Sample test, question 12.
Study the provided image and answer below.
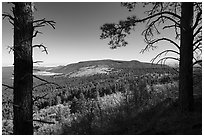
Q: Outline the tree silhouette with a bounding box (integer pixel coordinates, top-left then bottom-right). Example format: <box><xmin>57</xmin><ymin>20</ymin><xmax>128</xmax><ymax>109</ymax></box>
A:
<box><xmin>3</xmin><ymin>2</ymin><xmax>55</xmax><ymax>134</ymax></box>
<box><xmin>100</xmin><ymin>2</ymin><xmax>202</xmax><ymax>112</ymax></box>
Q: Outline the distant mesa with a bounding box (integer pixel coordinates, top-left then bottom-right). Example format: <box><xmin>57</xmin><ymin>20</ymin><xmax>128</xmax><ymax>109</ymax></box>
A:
<box><xmin>48</xmin><ymin>59</ymin><xmax>170</xmax><ymax>78</ymax></box>
<box><xmin>2</xmin><ymin>59</ymin><xmax>172</xmax><ymax>79</ymax></box>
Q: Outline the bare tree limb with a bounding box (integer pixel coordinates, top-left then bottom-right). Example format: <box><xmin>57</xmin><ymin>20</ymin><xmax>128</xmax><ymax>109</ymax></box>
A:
<box><xmin>193</xmin><ymin>42</ymin><xmax>202</xmax><ymax>52</ymax></box>
<box><xmin>33</xmin><ymin>61</ymin><xmax>43</xmax><ymax>64</ymax></box>
<box><xmin>151</xmin><ymin>49</ymin><xmax>179</xmax><ymax>63</ymax></box>
<box><xmin>142</xmin><ymin>15</ymin><xmax>180</xmax><ymax>42</ymax></box>
<box><xmin>33</xmin><ymin>75</ymin><xmax>62</xmax><ymax>88</ymax></box>
<box><xmin>137</xmin><ymin>11</ymin><xmax>181</xmax><ymax>21</ymax></box>
<box><xmin>163</xmin><ymin>24</ymin><xmax>177</xmax><ymax>30</ymax></box>
<box><xmin>33</xmin><ymin>93</ymin><xmax>49</xmax><ymax>102</ymax></box>
<box><xmin>33</xmin><ymin>18</ymin><xmax>46</xmax><ymax>23</ymax></box>
<box><xmin>160</xmin><ymin>15</ymin><xmax>180</xmax><ymax>27</ymax></box>
<box><xmin>28</xmin><ymin>119</ymin><xmax>55</xmax><ymax>124</ymax></box>
<box><xmin>33</xmin><ymin>18</ymin><xmax>56</xmax><ymax>29</ymax></box>
<box><xmin>33</xmin><ymin>30</ymin><xmax>43</xmax><ymax>38</ymax></box>
<box><xmin>194</xmin><ymin>2</ymin><xmax>202</xmax><ymax>10</ymax></box>
<box><xmin>33</xmin><ymin>82</ymin><xmax>53</xmax><ymax>90</ymax></box>
<box><xmin>193</xmin><ymin>11</ymin><xmax>202</xmax><ymax>30</ymax></box>
<box><xmin>193</xmin><ymin>26</ymin><xmax>202</xmax><ymax>38</ymax></box>
<box><xmin>193</xmin><ymin>59</ymin><xmax>202</xmax><ymax>66</ymax></box>
<box><xmin>3</xmin><ymin>13</ymin><xmax>15</xmax><ymax>28</ymax></box>
<box><xmin>163</xmin><ymin>24</ymin><xmax>180</xmax><ymax>39</ymax></box>
<box><xmin>2</xmin><ymin>12</ymin><xmax>14</xmax><ymax>21</ymax></box>
<box><xmin>2</xmin><ymin>83</ymin><xmax>14</xmax><ymax>90</ymax></box>
<box><xmin>2</xmin><ymin>100</ymin><xmax>22</xmax><ymax>109</ymax></box>
<box><xmin>141</xmin><ymin>37</ymin><xmax>180</xmax><ymax>53</ymax></box>
<box><xmin>193</xmin><ymin>38</ymin><xmax>202</xmax><ymax>47</ymax></box>
<box><xmin>33</xmin><ymin>44</ymin><xmax>48</xmax><ymax>54</ymax></box>
<box><xmin>156</xmin><ymin>56</ymin><xmax>179</xmax><ymax>65</ymax></box>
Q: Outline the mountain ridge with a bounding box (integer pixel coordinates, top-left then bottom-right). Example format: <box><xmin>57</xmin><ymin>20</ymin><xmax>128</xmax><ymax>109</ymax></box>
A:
<box><xmin>49</xmin><ymin>59</ymin><xmax>172</xmax><ymax>77</ymax></box>
<box><xmin>2</xmin><ymin>59</ymin><xmax>173</xmax><ymax>79</ymax></box>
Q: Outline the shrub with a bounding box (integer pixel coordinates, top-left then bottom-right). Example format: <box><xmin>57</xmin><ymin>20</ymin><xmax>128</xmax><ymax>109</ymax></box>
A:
<box><xmin>2</xmin><ymin>120</ymin><xmax>13</xmax><ymax>135</ymax></box>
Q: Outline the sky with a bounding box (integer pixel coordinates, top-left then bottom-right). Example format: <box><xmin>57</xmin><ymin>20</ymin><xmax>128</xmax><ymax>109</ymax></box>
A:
<box><xmin>2</xmin><ymin>2</ymin><xmax>179</xmax><ymax>67</ymax></box>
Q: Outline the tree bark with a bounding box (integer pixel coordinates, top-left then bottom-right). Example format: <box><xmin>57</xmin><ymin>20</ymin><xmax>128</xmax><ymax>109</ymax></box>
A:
<box><xmin>179</xmin><ymin>2</ymin><xmax>194</xmax><ymax>112</ymax></box>
<box><xmin>13</xmin><ymin>2</ymin><xmax>34</xmax><ymax>134</ymax></box>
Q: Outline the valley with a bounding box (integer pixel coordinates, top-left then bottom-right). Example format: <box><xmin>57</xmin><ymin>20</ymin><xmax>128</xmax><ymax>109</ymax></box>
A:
<box><xmin>2</xmin><ymin>59</ymin><xmax>201</xmax><ymax>135</ymax></box>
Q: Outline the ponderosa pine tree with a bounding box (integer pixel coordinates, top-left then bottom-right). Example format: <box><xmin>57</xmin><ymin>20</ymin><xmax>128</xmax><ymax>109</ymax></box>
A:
<box><xmin>100</xmin><ymin>2</ymin><xmax>202</xmax><ymax>112</ymax></box>
<box><xmin>3</xmin><ymin>2</ymin><xmax>56</xmax><ymax>134</ymax></box>
<box><xmin>12</xmin><ymin>3</ymin><xmax>34</xmax><ymax>134</ymax></box>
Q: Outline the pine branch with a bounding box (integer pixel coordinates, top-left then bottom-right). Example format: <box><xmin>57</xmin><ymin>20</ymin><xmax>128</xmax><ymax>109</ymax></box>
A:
<box><xmin>33</xmin><ymin>18</ymin><xmax>56</xmax><ymax>29</ymax></box>
<box><xmin>193</xmin><ymin>60</ymin><xmax>202</xmax><ymax>66</ymax></box>
<box><xmin>33</xmin><ymin>93</ymin><xmax>49</xmax><ymax>102</ymax></box>
<box><xmin>33</xmin><ymin>44</ymin><xmax>48</xmax><ymax>54</ymax></box>
<box><xmin>2</xmin><ymin>83</ymin><xmax>14</xmax><ymax>90</ymax></box>
<box><xmin>193</xmin><ymin>42</ymin><xmax>202</xmax><ymax>52</ymax></box>
<box><xmin>141</xmin><ymin>37</ymin><xmax>180</xmax><ymax>53</ymax></box>
<box><xmin>193</xmin><ymin>11</ymin><xmax>202</xmax><ymax>30</ymax></box>
<box><xmin>33</xmin><ymin>75</ymin><xmax>62</xmax><ymax>88</ymax></box>
<box><xmin>2</xmin><ymin>12</ymin><xmax>14</xmax><ymax>21</ymax></box>
<box><xmin>193</xmin><ymin>38</ymin><xmax>202</xmax><ymax>47</ymax></box>
<box><xmin>193</xmin><ymin>26</ymin><xmax>202</xmax><ymax>38</ymax></box>
<box><xmin>33</xmin><ymin>30</ymin><xmax>43</xmax><ymax>38</ymax></box>
<box><xmin>33</xmin><ymin>82</ymin><xmax>54</xmax><ymax>90</ymax></box>
<box><xmin>136</xmin><ymin>11</ymin><xmax>181</xmax><ymax>23</ymax></box>
<box><xmin>2</xmin><ymin>100</ymin><xmax>21</xmax><ymax>109</ymax></box>
<box><xmin>163</xmin><ymin>24</ymin><xmax>181</xmax><ymax>39</ymax></box>
<box><xmin>33</xmin><ymin>61</ymin><xmax>43</xmax><ymax>64</ymax></box>
<box><xmin>156</xmin><ymin>56</ymin><xmax>179</xmax><ymax>65</ymax></box>
<box><xmin>28</xmin><ymin>119</ymin><xmax>55</xmax><ymax>124</ymax></box>
<box><xmin>150</xmin><ymin>49</ymin><xmax>179</xmax><ymax>63</ymax></box>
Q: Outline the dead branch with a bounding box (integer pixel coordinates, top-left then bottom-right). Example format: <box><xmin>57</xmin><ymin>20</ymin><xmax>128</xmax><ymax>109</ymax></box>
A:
<box><xmin>33</xmin><ymin>93</ymin><xmax>49</xmax><ymax>102</ymax></box>
<box><xmin>33</xmin><ymin>18</ymin><xmax>56</xmax><ymax>29</ymax></box>
<box><xmin>2</xmin><ymin>83</ymin><xmax>14</xmax><ymax>90</ymax></box>
<box><xmin>33</xmin><ymin>82</ymin><xmax>54</xmax><ymax>90</ymax></box>
<box><xmin>142</xmin><ymin>15</ymin><xmax>163</xmax><ymax>40</ymax></box>
<box><xmin>33</xmin><ymin>61</ymin><xmax>43</xmax><ymax>64</ymax></box>
<box><xmin>156</xmin><ymin>56</ymin><xmax>179</xmax><ymax>65</ymax></box>
<box><xmin>2</xmin><ymin>12</ymin><xmax>17</xmax><ymax>28</ymax></box>
<box><xmin>160</xmin><ymin>15</ymin><xmax>180</xmax><ymax>27</ymax></box>
<box><xmin>193</xmin><ymin>38</ymin><xmax>202</xmax><ymax>47</ymax></box>
<box><xmin>33</xmin><ymin>30</ymin><xmax>43</xmax><ymax>38</ymax></box>
<box><xmin>194</xmin><ymin>2</ymin><xmax>202</xmax><ymax>12</ymax></box>
<box><xmin>33</xmin><ymin>44</ymin><xmax>48</xmax><ymax>54</ymax></box>
<box><xmin>33</xmin><ymin>18</ymin><xmax>46</xmax><ymax>23</ymax></box>
<box><xmin>163</xmin><ymin>24</ymin><xmax>177</xmax><ymax>30</ymax></box>
<box><xmin>138</xmin><ymin>11</ymin><xmax>181</xmax><ymax>22</ymax></box>
<box><xmin>28</xmin><ymin>119</ymin><xmax>55</xmax><ymax>124</ymax></box>
<box><xmin>193</xmin><ymin>11</ymin><xmax>202</xmax><ymax>30</ymax></box>
<box><xmin>2</xmin><ymin>100</ymin><xmax>22</xmax><ymax>109</ymax></box>
<box><xmin>163</xmin><ymin>24</ymin><xmax>180</xmax><ymax>39</ymax></box>
<box><xmin>193</xmin><ymin>60</ymin><xmax>202</xmax><ymax>66</ymax></box>
<box><xmin>151</xmin><ymin>49</ymin><xmax>179</xmax><ymax>63</ymax></box>
<box><xmin>193</xmin><ymin>42</ymin><xmax>202</xmax><ymax>52</ymax></box>
<box><xmin>141</xmin><ymin>37</ymin><xmax>180</xmax><ymax>53</ymax></box>
<box><xmin>33</xmin><ymin>75</ymin><xmax>62</xmax><ymax>88</ymax></box>
<box><xmin>2</xmin><ymin>12</ymin><xmax>14</xmax><ymax>21</ymax></box>
<box><xmin>193</xmin><ymin>26</ymin><xmax>202</xmax><ymax>38</ymax></box>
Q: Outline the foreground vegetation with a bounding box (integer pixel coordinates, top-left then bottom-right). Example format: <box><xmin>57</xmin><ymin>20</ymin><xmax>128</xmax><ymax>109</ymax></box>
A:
<box><xmin>2</xmin><ymin>67</ymin><xmax>201</xmax><ymax>135</ymax></box>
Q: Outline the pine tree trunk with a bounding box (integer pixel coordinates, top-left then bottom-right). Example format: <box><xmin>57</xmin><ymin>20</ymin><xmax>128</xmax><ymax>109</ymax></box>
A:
<box><xmin>13</xmin><ymin>2</ymin><xmax>34</xmax><ymax>134</ymax></box>
<box><xmin>179</xmin><ymin>2</ymin><xmax>194</xmax><ymax>112</ymax></box>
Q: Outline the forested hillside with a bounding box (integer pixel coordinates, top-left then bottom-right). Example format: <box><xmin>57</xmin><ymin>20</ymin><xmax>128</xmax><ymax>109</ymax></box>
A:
<box><xmin>3</xmin><ymin>59</ymin><xmax>201</xmax><ymax>135</ymax></box>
